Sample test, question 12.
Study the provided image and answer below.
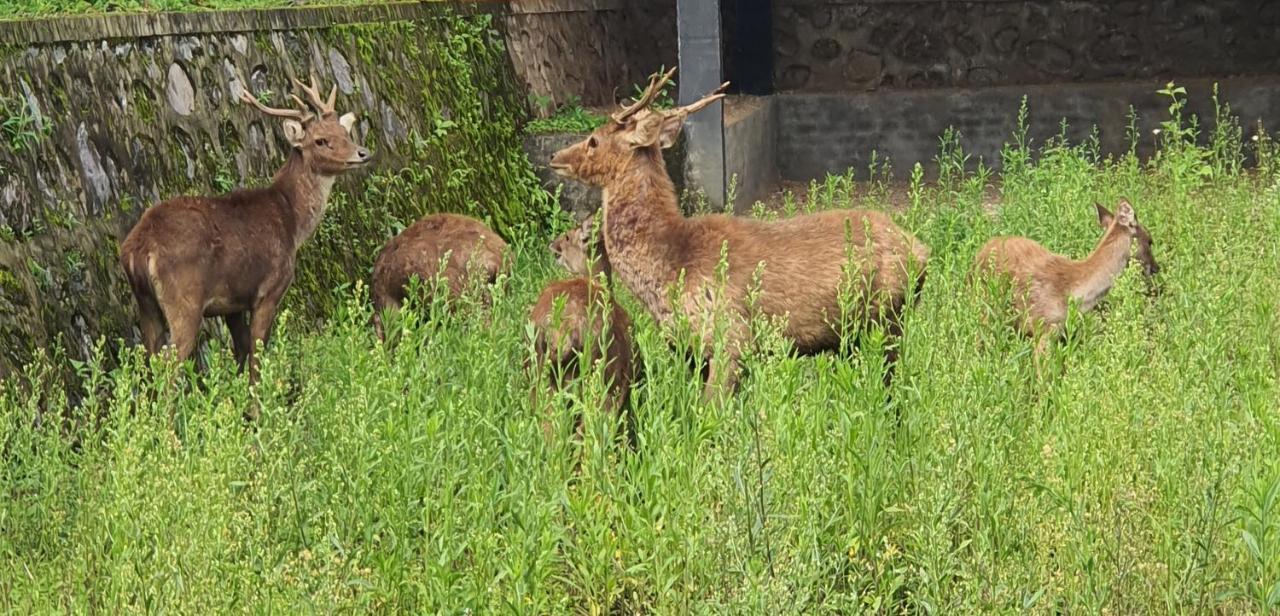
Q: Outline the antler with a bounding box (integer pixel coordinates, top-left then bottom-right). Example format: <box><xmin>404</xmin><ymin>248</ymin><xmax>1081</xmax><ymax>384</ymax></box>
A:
<box><xmin>673</xmin><ymin>81</ymin><xmax>730</xmax><ymax>116</ymax></box>
<box><xmin>292</xmin><ymin>74</ymin><xmax>337</xmax><ymax>117</ymax></box>
<box><xmin>612</xmin><ymin>66</ymin><xmax>678</xmax><ymax>123</ymax></box>
<box><xmin>238</xmin><ymin>89</ymin><xmax>313</xmax><ymax>123</ymax></box>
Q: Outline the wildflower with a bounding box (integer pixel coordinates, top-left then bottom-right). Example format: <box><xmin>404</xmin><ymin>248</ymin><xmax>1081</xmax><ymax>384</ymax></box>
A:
<box><xmin>1153</xmin><ymin>129</ymin><xmax>1162</xmax><ymax>136</ymax></box>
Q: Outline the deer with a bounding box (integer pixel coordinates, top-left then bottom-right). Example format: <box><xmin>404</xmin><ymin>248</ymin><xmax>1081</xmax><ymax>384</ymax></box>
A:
<box><xmin>529</xmin><ymin>215</ymin><xmax>637</xmax><ymax>440</ymax></box>
<box><xmin>119</xmin><ymin>75</ymin><xmax>370</xmax><ymax>381</ymax></box>
<box><xmin>971</xmin><ymin>198</ymin><xmax>1160</xmax><ymax>370</ymax></box>
<box><xmin>548</xmin><ymin>67</ymin><xmax>930</xmax><ymax>402</ymax></box>
<box><xmin>370</xmin><ymin>213</ymin><xmax>511</xmax><ymax>340</ymax></box>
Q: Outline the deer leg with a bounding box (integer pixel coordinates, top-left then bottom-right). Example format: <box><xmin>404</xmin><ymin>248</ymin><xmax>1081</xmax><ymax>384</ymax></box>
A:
<box><xmin>246</xmin><ymin>294</ymin><xmax>284</xmax><ymax>384</ymax></box>
<box><xmin>134</xmin><ymin>293</ymin><xmax>167</xmax><ymax>355</ymax></box>
<box><xmin>224</xmin><ymin>312</ymin><xmax>252</xmax><ymax>372</ymax></box>
<box><xmin>163</xmin><ymin>303</ymin><xmax>203</xmax><ymax>364</ymax></box>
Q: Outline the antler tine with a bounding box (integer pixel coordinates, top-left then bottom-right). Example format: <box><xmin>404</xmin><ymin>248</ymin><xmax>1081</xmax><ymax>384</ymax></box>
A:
<box><xmin>612</xmin><ymin>66</ymin><xmax>678</xmax><ymax>123</ymax></box>
<box><xmin>239</xmin><ymin>89</ymin><xmax>313</xmax><ymax>122</ymax></box>
<box><xmin>674</xmin><ymin>81</ymin><xmax>730</xmax><ymax>116</ymax></box>
<box><xmin>325</xmin><ymin>85</ymin><xmax>337</xmax><ymax>114</ymax></box>
<box><xmin>292</xmin><ymin>74</ymin><xmax>335</xmax><ymax>116</ymax></box>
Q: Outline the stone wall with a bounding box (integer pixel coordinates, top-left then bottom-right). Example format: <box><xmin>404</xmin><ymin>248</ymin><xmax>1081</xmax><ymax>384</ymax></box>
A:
<box><xmin>504</xmin><ymin>0</ymin><xmax>677</xmax><ymax>114</ymax></box>
<box><xmin>776</xmin><ymin>76</ymin><xmax>1280</xmax><ymax>181</ymax></box>
<box><xmin>774</xmin><ymin>0</ymin><xmax>1280</xmax><ymax>92</ymax></box>
<box><xmin>0</xmin><ymin>4</ymin><xmax>549</xmax><ymax>378</ymax></box>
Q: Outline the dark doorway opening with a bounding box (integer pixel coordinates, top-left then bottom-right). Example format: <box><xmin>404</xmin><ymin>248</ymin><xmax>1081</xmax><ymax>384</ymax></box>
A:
<box><xmin>722</xmin><ymin>0</ymin><xmax>773</xmax><ymax>94</ymax></box>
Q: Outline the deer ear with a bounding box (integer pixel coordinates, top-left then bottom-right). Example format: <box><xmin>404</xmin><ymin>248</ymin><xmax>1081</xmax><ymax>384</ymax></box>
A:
<box><xmin>339</xmin><ymin>112</ymin><xmax>356</xmax><ymax>133</ymax></box>
<box><xmin>625</xmin><ymin>114</ymin><xmax>664</xmax><ymax>149</ymax></box>
<box><xmin>283</xmin><ymin>120</ymin><xmax>306</xmax><ymax>147</ymax></box>
<box><xmin>1094</xmin><ymin>202</ymin><xmax>1114</xmax><ymax>228</ymax></box>
<box><xmin>656</xmin><ymin>114</ymin><xmax>685</xmax><ymax>149</ymax></box>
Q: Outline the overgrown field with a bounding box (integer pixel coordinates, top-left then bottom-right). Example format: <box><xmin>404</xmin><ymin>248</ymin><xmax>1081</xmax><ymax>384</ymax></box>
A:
<box><xmin>3</xmin><ymin>101</ymin><xmax>1280</xmax><ymax>612</ymax></box>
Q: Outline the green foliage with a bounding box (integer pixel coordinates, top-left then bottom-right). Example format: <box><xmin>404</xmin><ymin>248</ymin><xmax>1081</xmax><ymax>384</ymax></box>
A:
<box><xmin>0</xmin><ymin>95</ymin><xmax>48</xmax><ymax>153</ymax></box>
<box><xmin>4</xmin><ymin>94</ymin><xmax>1280</xmax><ymax>612</ymax></box>
<box><xmin>525</xmin><ymin>96</ymin><xmax>607</xmax><ymax>135</ymax></box>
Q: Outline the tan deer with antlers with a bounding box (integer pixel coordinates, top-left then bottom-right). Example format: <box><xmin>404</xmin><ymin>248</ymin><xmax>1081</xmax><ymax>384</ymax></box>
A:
<box><xmin>119</xmin><ymin>75</ymin><xmax>370</xmax><ymax>380</ymax></box>
<box><xmin>972</xmin><ymin>198</ymin><xmax>1160</xmax><ymax>367</ymax></box>
<box><xmin>549</xmin><ymin>68</ymin><xmax>929</xmax><ymax>401</ymax></box>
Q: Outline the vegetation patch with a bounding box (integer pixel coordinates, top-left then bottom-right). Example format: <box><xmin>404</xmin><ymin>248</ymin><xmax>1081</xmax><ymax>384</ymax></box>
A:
<box><xmin>2</xmin><ymin>91</ymin><xmax>1279</xmax><ymax>612</ymax></box>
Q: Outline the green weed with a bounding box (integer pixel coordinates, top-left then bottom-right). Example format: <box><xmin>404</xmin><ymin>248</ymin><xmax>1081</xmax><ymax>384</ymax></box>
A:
<box><xmin>2</xmin><ymin>90</ymin><xmax>1279</xmax><ymax>614</ymax></box>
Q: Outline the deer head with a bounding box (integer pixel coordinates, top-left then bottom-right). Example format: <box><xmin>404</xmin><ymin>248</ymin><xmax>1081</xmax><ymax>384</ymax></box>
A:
<box><xmin>549</xmin><ymin>214</ymin><xmax>609</xmax><ymax>278</ymax></box>
<box><xmin>1095</xmin><ymin>199</ymin><xmax>1160</xmax><ymax>276</ymax></box>
<box><xmin>240</xmin><ymin>75</ymin><xmax>371</xmax><ymax>176</ymax></box>
<box><xmin>549</xmin><ymin>67</ymin><xmax>729</xmax><ymax>186</ymax></box>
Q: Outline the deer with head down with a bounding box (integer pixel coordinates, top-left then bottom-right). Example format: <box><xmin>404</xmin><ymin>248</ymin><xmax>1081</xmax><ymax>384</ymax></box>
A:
<box><xmin>971</xmin><ymin>198</ymin><xmax>1160</xmax><ymax>364</ymax></box>
<box><xmin>548</xmin><ymin>68</ymin><xmax>930</xmax><ymax>401</ymax></box>
<box><xmin>370</xmin><ymin>213</ymin><xmax>510</xmax><ymax>340</ymax></box>
<box><xmin>119</xmin><ymin>75</ymin><xmax>370</xmax><ymax>379</ymax></box>
<box><xmin>529</xmin><ymin>215</ymin><xmax>637</xmax><ymax>440</ymax></box>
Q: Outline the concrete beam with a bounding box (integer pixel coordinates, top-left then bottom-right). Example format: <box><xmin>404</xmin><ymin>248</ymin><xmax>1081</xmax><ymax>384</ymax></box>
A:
<box><xmin>677</xmin><ymin>0</ymin><xmax>726</xmax><ymax>210</ymax></box>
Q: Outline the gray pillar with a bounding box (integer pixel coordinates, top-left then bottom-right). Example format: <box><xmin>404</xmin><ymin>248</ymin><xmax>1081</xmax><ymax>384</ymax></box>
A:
<box><xmin>677</xmin><ymin>0</ymin><xmax>725</xmax><ymax>210</ymax></box>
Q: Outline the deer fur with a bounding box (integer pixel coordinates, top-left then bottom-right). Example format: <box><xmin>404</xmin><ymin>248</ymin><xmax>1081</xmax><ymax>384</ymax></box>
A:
<box><xmin>549</xmin><ymin>68</ymin><xmax>929</xmax><ymax>401</ymax></box>
<box><xmin>119</xmin><ymin>76</ymin><xmax>369</xmax><ymax>380</ymax></box>
<box><xmin>972</xmin><ymin>198</ymin><xmax>1160</xmax><ymax>357</ymax></box>
<box><xmin>530</xmin><ymin>216</ymin><xmax>637</xmax><ymax>439</ymax></box>
<box><xmin>370</xmin><ymin>213</ymin><xmax>510</xmax><ymax>340</ymax></box>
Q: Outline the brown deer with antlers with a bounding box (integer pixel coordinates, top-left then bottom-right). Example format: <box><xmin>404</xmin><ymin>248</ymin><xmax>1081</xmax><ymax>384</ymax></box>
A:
<box><xmin>119</xmin><ymin>76</ymin><xmax>370</xmax><ymax>380</ymax></box>
<box><xmin>370</xmin><ymin>213</ymin><xmax>511</xmax><ymax>340</ymax></box>
<box><xmin>529</xmin><ymin>215</ymin><xmax>637</xmax><ymax>438</ymax></box>
<box><xmin>972</xmin><ymin>198</ymin><xmax>1160</xmax><ymax>366</ymax></box>
<box><xmin>548</xmin><ymin>68</ymin><xmax>929</xmax><ymax>401</ymax></box>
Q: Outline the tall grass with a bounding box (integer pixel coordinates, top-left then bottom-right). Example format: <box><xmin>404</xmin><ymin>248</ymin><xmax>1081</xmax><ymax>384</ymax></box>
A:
<box><xmin>2</xmin><ymin>102</ymin><xmax>1280</xmax><ymax>613</ymax></box>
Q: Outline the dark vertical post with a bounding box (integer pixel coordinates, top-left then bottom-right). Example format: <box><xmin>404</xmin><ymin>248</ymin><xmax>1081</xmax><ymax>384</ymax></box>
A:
<box><xmin>678</xmin><ymin>0</ymin><xmax>726</xmax><ymax>209</ymax></box>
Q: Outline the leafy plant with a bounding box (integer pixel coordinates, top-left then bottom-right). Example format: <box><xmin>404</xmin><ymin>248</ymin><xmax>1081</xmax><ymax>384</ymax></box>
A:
<box><xmin>525</xmin><ymin>96</ymin><xmax>607</xmax><ymax>135</ymax></box>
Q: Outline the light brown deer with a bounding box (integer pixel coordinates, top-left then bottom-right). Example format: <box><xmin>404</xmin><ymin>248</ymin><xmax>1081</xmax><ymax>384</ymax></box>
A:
<box><xmin>548</xmin><ymin>68</ymin><xmax>929</xmax><ymax>401</ymax></box>
<box><xmin>120</xmin><ymin>76</ymin><xmax>370</xmax><ymax>380</ymax></box>
<box><xmin>529</xmin><ymin>215</ymin><xmax>637</xmax><ymax>440</ymax></box>
<box><xmin>370</xmin><ymin>213</ymin><xmax>510</xmax><ymax>340</ymax></box>
<box><xmin>972</xmin><ymin>198</ymin><xmax>1160</xmax><ymax>363</ymax></box>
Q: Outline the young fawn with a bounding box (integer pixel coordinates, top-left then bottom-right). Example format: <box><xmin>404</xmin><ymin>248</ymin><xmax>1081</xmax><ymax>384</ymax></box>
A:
<box><xmin>549</xmin><ymin>68</ymin><xmax>929</xmax><ymax>401</ymax></box>
<box><xmin>119</xmin><ymin>76</ymin><xmax>370</xmax><ymax>381</ymax></box>
<box><xmin>972</xmin><ymin>198</ymin><xmax>1160</xmax><ymax>365</ymax></box>
<box><xmin>370</xmin><ymin>213</ymin><xmax>510</xmax><ymax>340</ymax></box>
<box><xmin>529</xmin><ymin>216</ymin><xmax>637</xmax><ymax>440</ymax></box>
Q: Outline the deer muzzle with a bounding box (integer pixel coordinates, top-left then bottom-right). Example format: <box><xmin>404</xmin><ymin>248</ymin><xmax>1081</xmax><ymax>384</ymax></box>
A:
<box><xmin>347</xmin><ymin>148</ymin><xmax>373</xmax><ymax>167</ymax></box>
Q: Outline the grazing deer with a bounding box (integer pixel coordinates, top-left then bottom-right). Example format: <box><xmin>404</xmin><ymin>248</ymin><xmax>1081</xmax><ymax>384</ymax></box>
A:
<box><xmin>370</xmin><ymin>213</ymin><xmax>510</xmax><ymax>339</ymax></box>
<box><xmin>972</xmin><ymin>198</ymin><xmax>1160</xmax><ymax>363</ymax></box>
<box><xmin>548</xmin><ymin>68</ymin><xmax>929</xmax><ymax>401</ymax></box>
<box><xmin>530</xmin><ymin>216</ymin><xmax>637</xmax><ymax>440</ymax></box>
<box><xmin>119</xmin><ymin>76</ymin><xmax>370</xmax><ymax>380</ymax></box>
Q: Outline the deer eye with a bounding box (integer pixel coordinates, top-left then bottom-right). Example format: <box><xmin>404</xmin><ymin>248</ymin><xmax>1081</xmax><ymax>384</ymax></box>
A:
<box><xmin>587</xmin><ymin>136</ymin><xmax>598</xmax><ymax>149</ymax></box>
<box><xmin>315</xmin><ymin>138</ymin><xmax>329</xmax><ymax>147</ymax></box>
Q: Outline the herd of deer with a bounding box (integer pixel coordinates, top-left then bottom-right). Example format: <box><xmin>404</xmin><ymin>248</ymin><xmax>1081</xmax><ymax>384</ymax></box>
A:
<box><xmin>117</xmin><ymin>68</ymin><xmax>1162</xmax><ymax>428</ymax></box>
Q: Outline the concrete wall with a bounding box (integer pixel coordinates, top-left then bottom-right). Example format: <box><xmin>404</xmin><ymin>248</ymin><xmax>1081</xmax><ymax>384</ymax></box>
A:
<box><xmin>724</xmin><ymin>96</ymin><xmax>779</xmax><ymax>209</ymax></box>
<box><xmin>774</xmin><ymin>0</ymin><xmax>1280</xmax><ymax>92</ymax></box>
<box><xmin>776</xmin><ymin>77</ymin><xmax>1280</xmax><ymax>180</ymax></box>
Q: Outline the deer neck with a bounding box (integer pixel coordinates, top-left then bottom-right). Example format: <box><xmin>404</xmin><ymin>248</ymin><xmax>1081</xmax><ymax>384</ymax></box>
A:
<box><xmin>272</xmin><ymin>150</ymin><xmax>335</xmax><ymax>251</ymax></box>
<box><xmin>600</xmin><ymin>151</ymin><xmax>687</xmax><ymax>320</ymax></box>
<box><xmin>1066</xmin><ymin>225</ymin><xmax>1133</xmax><ymax>312</ymax></box>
